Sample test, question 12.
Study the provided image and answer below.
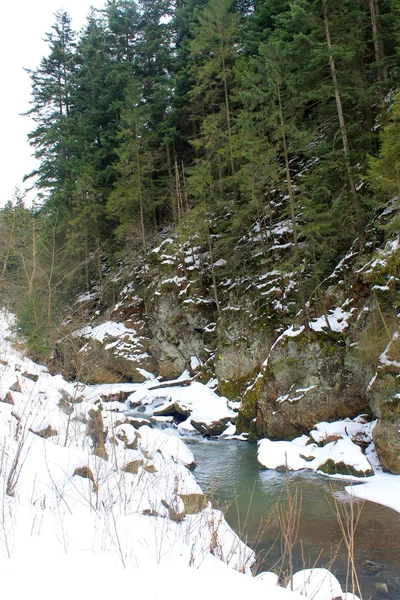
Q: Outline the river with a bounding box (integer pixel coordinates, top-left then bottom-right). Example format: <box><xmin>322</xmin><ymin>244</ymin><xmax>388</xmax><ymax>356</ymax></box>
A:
<box><xmin>189</xmin><ymin>437</ymin><xmax>400</xmax><ymax>600</ymax></box>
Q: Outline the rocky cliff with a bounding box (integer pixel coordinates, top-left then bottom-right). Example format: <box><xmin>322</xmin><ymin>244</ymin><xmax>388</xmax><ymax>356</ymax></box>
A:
<box><xmin>55</xmin><ymin>201</ymin><xmax>400</xmax><ymax>473</ymax></box>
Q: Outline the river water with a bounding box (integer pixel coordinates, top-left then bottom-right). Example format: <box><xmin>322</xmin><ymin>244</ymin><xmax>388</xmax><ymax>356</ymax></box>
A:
<box><xmin>190</xmin><ymin>438</ymin><xmax>400</xmax><ymax>600</ymax></box>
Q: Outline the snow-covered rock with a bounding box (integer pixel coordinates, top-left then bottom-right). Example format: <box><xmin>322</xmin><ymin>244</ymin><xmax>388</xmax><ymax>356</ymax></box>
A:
<box><xmin>258</xmin><ymin>417</ymin><xmax>374</xmax><ymax>478</ymax></box>
<box><xmin>288</xmin><ymin>568</ymin><xmax>343</xmax><ymax>600</ymax></box>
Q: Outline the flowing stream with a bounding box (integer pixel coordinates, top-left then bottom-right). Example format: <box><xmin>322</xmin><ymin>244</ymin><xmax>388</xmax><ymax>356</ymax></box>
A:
<box><xmin>189</xmin><ymin>438</ymin><xmax>400</xmax><ymax>600</ymax></box>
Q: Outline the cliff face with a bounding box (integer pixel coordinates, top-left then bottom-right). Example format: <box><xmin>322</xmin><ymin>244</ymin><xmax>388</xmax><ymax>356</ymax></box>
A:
<box><xmin>57</xmin><ymin>202</ymin><xmax>400</xmax><ymax>472</ymax></box>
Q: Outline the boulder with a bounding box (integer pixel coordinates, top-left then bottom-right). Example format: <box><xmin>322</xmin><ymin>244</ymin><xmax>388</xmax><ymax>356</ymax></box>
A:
<box><xmin>373</xmin><ymin>419</ymin><xmax>400</xmax><ymax>474</ymax></box>
<box><xmin>191</xmin><ymin>417</ymin><xmax>231</xmax><ymax>437</ymax></box>
<box><xmin>240</xmin><ymin>333</ymin><xmax>370</xmax><ymax>440</ymax></box>
<box><xmin>367</xmin><ymin>342</ymin><xmax>400</xmax><ymax>474</ymax></box>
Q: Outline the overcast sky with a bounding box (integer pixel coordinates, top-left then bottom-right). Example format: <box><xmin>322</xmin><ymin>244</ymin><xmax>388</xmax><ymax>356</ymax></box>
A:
<box><xmin>0</xmin><ymin>1</ymin><xmax>107</xmax><ymax>207</ymax></box>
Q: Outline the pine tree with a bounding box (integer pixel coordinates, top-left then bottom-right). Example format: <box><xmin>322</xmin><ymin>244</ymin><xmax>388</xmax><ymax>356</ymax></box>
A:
<box><xmin>188</xmin><ymin>0</ymin><xmax>239</xmax><ymax>194</ymax></box>
<box><xmin>107</xmin><ymin>81</ymin><xmax>157</xmax><ymax>252</ymax></box>
<box><xmin>24</xmin><ymin>11</ymin><xmax>76</xmax><ymax>205</ymax></box>
<box><xmin>367</xmin><ymin>90</ymin><xmax>400</xmax><ymax>232</ymax></box>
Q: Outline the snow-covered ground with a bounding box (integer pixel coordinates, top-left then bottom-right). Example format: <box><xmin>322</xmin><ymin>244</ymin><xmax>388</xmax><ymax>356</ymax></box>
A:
<box><xmin>0</xmin><ymin>308</ymin><xmax>345</xmax><ymax>600</ymax></box>
<box><xmin>1</xmin><ymin>307</ymin><xmax>399</xmax><ymax>600</ymax></box>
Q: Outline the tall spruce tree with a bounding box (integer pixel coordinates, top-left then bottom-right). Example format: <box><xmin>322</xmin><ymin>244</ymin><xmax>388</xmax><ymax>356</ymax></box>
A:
<box><xmin>24</xmin><ymin>11</ymin><xmax>76</xmax><ymax>207</ymax></box>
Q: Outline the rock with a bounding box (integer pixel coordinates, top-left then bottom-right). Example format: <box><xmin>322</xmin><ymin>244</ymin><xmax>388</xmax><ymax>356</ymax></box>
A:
<box><xmin>122</xmin><ymin>460</ymin><xmax>144</xmax><ymax>474</ymax></box>
<box><xmin>87</xmin><ymin>408</ymin><xmax>108</xmax><ymax>460</ymax></box>
<box><xmin>126</xmin><ymin>417</ymin><xmax>152</xmax><ymax>429</ymax></box>
<box><xmin>22</xmin><ymin>372</ymin><xmax>39</xmax><ymax>382</ymax></box>
<box><xmin>215</xmin><ymin>319</ymin><xmax>272</xmax><ymax>400</ymax></box>
<box><xmin>148</xmin><ymin>292</ymin><xmax>209</xmax><ymax>379</ymax></box>
<box><xmin>317</xmin><ymin>458</ymin><xmax>373</xmax><ymax>478</ymax></box>
<box><xmin>59</xmin><ymin>390</ymin><xmax>84</xmax><ymax>405</ymax></box>
<box><xmin>368</xmin><ymin>366</ymin><xmax>400</xmax><ymax>474</ymax></box>
<box><xmin>143</xmin><ymin>464</ymin><xmax>158</xmax><ymax>473</ymax></box>
<box><xmin>153</xmin><ymin>401</ymin><xmax>191</xmax><ymax>420</ymax></box>
<box><xmin>9</xmin><ymin>380</ymin><xmax>22</xmax><ymax>393</ymax></box>
<box><xmin>373</xmin><ymin>419</ymin><xmax>400</xmax><ymax>474</ymax></box>
<box><xmin>363</xmin><ymin>560</ymin><xmax>384</xmax><ymax>574</ymax></box>
<box><xmin>161</xmin><ymin>499</ymin><xmax>185</xmax><ymax>523</ymax></box>
<box><xmin>58</xmin><ymin>396</ymin><xmax>74</xmax><ymax>416</ymax></box>
<box><xmin>32</xmin><ymin>425</ymin><xmax>58</xmax><ymax>439</ymax></box>
<box><xmin>1</xmin><ymin>392</ymin><xmax>15</xmax><ymax>405</ymax></box>
<box><xmin>240</xmin><ymin>334</ymin><xmax>370</xmax><ymax>440</ymax></box>
<box><xmin>374</xmin><ymin>582</ymin><xmax>390</xmax><ymax>595</ymax></box>
<box><xmin>366</xmin><ymin>331</ymin><xmax>400</xmax><ymax>474</ymax></box>
<box><xmin>115</xmin><ymin>424</ymin><xmax>139</xmax><ymax>449</ymax></box>
<box><xmin>179</xmin><ymin>493</ymin><xmax>207</xmax><ymax>514</ymax></box>
<box><xmin>73</xmin><ymin>466</ymin><xmax>98</xmax><ymax>492</ymax></box>
<box><xmin>191</xmin><ymin>417</ymin><xmax>231</xmax><ymax>437</ymax></box>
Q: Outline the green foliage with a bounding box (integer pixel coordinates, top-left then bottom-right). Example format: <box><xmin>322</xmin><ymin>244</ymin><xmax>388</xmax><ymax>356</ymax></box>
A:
<box><xmin>13</xmin><ymin>0</ymin><xmax>400</xmax><ymax>357</ymax></box>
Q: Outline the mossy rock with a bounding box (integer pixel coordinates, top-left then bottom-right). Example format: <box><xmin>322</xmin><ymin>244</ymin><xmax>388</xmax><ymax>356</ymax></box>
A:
<box><xmin>219</xmin><ymin>376</ymin><xmax>251</xmax><ymax>400</ymax></box>
<box><xmin>236</xmin><ymin>385</ymin><xmax>258</xmax><ymax>434</ymax></box>
<box><xmin>317</xmin><ymin>458</ymin><xmax>373</xmax><ymax>478</ymax></box>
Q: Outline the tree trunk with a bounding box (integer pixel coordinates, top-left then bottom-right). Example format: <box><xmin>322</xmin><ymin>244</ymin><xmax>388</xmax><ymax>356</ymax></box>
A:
<box><xmin>135</xmin><ymin>128</ymin><xmax>146</xmax><ymax>251</ymax></box>
<box><xmin>324</xmin><ymin>5</ymin><xmax>364</xmax><ymax>247</ymax></box>
<box><xmin>277</xmin><ymin>82</ymin><xmax>308</xmax><ymax>330</ymax></box>
<box><xmin>369</xmin><ymin>0</ymin><xmax>387</xmax><ymax>104</ymax></box>
<box><xmin>218</xmin><ymin>23</ymin><xmax>235</xmax><ymax>175</ymax></box>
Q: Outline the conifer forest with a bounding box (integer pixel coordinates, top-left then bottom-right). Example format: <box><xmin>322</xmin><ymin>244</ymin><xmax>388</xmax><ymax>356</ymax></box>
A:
<box><xmin>1</xmin><ymin>0</ymin><xmax>399</xmax><ymax>369</ymax></box>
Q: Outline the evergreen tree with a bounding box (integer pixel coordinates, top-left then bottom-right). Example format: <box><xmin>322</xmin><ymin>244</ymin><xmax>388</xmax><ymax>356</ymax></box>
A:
<box><xmin>188</xmin><ymin>0</ymin><xmax>239</xmax><ymax>194</ymax></box>
<box><xmin>107</xmin><ymin>82</ymin><xmax>156</xmax><ymax>251</ymax></box>
<box><xmin>367</xmin><ymin>90</ymin><xmax>400</xmax><ymax>232</ymax></box>
<box><xmin>24</xmin><ymin>11</ymin><xmax>76</xmax><ymax>205</ymax></box>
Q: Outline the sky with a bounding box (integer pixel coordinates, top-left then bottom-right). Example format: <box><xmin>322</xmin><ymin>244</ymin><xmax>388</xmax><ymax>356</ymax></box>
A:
<box><xmin>0</xmin><ymin>1</ymin><xmax>106</xmax><ymax>207</ymax></box>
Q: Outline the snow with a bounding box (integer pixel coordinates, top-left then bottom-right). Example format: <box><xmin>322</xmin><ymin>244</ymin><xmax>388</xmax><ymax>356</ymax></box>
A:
<box><xmin>74</xmin><ymin>320</ymin><xmax>136</xmax><ymax>343</ymax></box>
<box><xmin>2</xmin><ymin>307</ymin><xmax>400</xmax><ymax>600</ymax></box>
<box><xmin>213</xmin><ymin>259</ymin><xmax>227</xmax><ymax>267</ymax></box>
<box><xmin>258</xmin><ymin>439</ymin><xmax>308</xmax><ymax>471</ymax></box>
<box><xmin>288</xmin><ymin>568</ymin><xmax>343</xmax><ymax>600</ymax></box>
<box><xmin>277</xmin><ymin>384</ymin><xmax>318</xmax><ymax>404</ymax></box>
<box><xmin>379</xmin><ymin>331</ymin><xmax>400</xmax><ymax>368</ymax></box>
<box><xmin>309</xmin><ymin>307</ymin><xmax>355</xmax><ymax>333</ymax></box>
<box><xmin>256</xmin><ymin>415</ymin><xmax>400</xmax><ymax>514</ymax></box>
<box><xmin>345</xmin><ymin>472</ymin><xmax>400</xmax><ymax>513</ymax></box>
<box><xmin>72</xmin><ymin>319</ymin><xmax>151</xmax><ymax>363</ymax></box>
<box><xmin>190</xmin><ymin>355</ymin><xmax>201</xmax><ymax>370</ymax></box>
<box><xmin>127</xmin><ymin>381</ymin><xmax>236</xmax><ymax>430</ymax></box>
<box><xmin>0</xmin><ymin>308</ymin><xmax>268</xmax><ymax>600</ymax></box>
<box><xmin>309</xmin><ymin>419</ymin><xmax>366</xmax><ymax>444</ymax></box>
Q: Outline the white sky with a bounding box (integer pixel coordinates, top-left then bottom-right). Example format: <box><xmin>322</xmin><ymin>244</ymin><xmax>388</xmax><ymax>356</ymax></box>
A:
<box><xmin>0</xmin><ymin>1</ymin><xmax>106</xmax><ymax>207</ymax></box>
